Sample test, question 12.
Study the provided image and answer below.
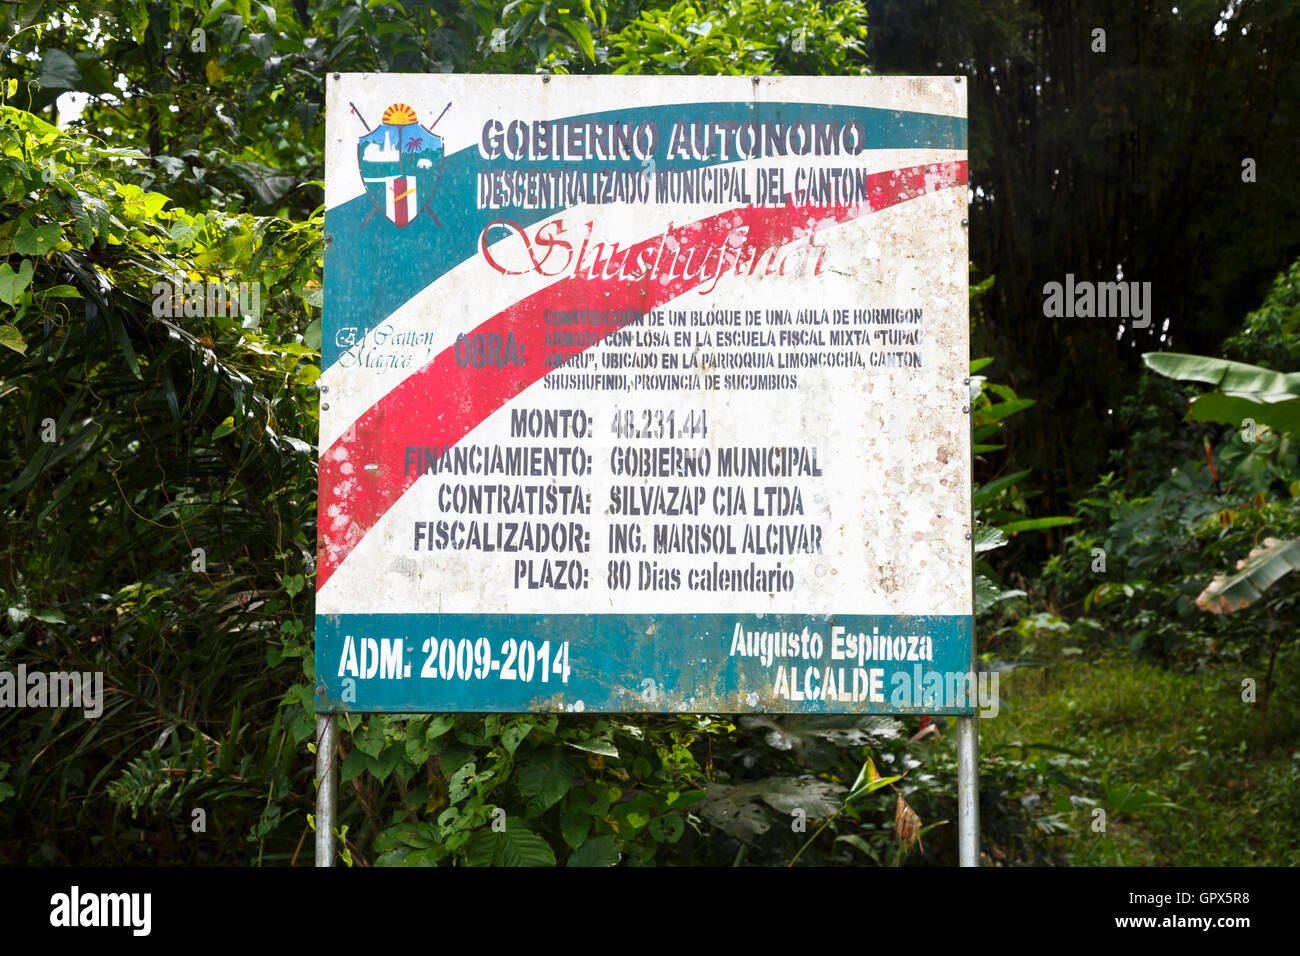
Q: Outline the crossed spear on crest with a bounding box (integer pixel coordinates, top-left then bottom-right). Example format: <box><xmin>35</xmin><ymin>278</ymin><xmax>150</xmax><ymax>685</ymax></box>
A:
<box><xmin>351</xmin><ymin>101</ymin><xmax>451</xmax><ymax>228</ymax></box>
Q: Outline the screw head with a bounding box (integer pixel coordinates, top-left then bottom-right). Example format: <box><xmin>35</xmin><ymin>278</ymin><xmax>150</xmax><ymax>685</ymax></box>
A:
<box><xmin>961</xmin><ymin>218</ymin><xmax>969</xmax><ymax>227</ymax></box>
<box><xmin>962</xmin><ymin>405</ymin><xmax>970</xmax><ymax>414</ymax></box>
<box><xmin>321</xmin><ymin>402</ymin><xmax>330</xmax><ymax>411</ymax></box>
<box><xmin>333</xmin><ymin>72</ymin><xmax>340</xmax><ymax>80</ymax></box>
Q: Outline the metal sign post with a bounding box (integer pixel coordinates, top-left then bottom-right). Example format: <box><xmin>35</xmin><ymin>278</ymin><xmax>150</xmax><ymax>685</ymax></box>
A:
<box><xmin>315</xmin><ymin>73</ymin><xmax>973</xmax><ymax>866</ymax></box>
<box><xmin>314</xmin><ymin>714</ymin><xmax>337</xmax><ymax>867</ymax></box>
<box><xmin>957</xmin><ymin>714</ymin><xmax>979</xmax><ymax>865</ymax></box>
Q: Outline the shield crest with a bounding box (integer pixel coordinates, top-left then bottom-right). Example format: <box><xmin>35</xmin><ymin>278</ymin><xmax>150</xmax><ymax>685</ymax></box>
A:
<box><xmin>357</xmin><ymin>103</ymin><xmax>445</xmax><ymax>228</ymax></box>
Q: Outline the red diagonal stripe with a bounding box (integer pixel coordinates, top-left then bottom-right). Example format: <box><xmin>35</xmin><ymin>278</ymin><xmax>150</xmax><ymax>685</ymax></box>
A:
<box><xmin>317</xmin><ymin>161</ymin><xmax>967</xmax><ymax>588</ymax></box>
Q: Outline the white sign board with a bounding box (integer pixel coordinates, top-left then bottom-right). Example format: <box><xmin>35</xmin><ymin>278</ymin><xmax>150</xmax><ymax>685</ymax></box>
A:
<box><xmin>316</xmin><ymin>74</ymin><xmax>971</xmax><ymax>714</ymax></box>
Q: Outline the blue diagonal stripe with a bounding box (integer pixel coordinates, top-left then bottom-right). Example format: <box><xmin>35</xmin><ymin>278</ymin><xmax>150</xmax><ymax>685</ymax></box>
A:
<box><xmin>323</xmin><ymin>101</ymin><xmax>966</xmax><ymax>369</ymax></box>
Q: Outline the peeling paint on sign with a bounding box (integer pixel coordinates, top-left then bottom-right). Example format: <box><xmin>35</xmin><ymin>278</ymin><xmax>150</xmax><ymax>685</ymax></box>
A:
<box><xmin>317</xmin><ymin>75</ymin><xmax>972</xmax><ymax>714</ymax></box>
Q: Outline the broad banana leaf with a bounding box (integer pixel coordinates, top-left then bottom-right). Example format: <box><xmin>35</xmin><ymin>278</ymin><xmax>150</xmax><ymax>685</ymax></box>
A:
<box><xmin>1195</xmin><ymin>537</ymin><xmax>1300</xmax><ymax>613</ymax></box>
<box><xmin>1144</xmin><ymin>352</ymin><xmax>1300</xmax><ymax>439</ymax></box>
<box><xmin>1187</xmin><ymin>392</ymin><xmax>1300</xmax><ymax>440</ymax></box>
<box><xmin>1143</xmin><ymin>352</ymin><xmax>1300</xmax><ymax>395</ymax></box>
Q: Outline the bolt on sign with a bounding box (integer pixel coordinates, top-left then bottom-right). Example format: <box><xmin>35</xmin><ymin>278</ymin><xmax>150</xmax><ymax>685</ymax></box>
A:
<box><xmin>317</xmin><ymin>75</ymin><xmax>972</xmax><ymax>715</ymax></box>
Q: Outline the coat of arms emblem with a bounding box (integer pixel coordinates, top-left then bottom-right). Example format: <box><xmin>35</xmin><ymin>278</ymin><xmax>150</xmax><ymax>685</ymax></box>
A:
<box><xmin>354</xmin><ymin>101</ymin><xmax>448</xmax><ymax>228</ymax></box>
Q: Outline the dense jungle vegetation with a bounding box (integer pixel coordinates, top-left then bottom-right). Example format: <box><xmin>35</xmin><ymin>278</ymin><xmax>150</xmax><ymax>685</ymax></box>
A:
<box><xmin>1</xmin><ymin>0</ymin><xmax>1297</xmax><ymax>866</ymax></box>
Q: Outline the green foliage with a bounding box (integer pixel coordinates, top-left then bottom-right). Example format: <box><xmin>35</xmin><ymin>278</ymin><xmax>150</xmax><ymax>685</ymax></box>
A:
<box><xmin>1135</xmin><ymin>344</ymin><xmax>1300</xmax><ymax>616</ymax></box>
<box><xmin>0</xmin><ymin>0</ymin><xmax>898</xmax><ymax>871</ymax></box>
<box><xmin>1045</xmin><ymin>460</ymin><xmax>1300</xmax><ymax>663</ymax></box>
<box><xmin>344</xmin><ymin>713</ymin><xmax>717</xmax><ymax>867</ymax></box>
<box><xmin>105</xmin><ymin>744</ymin><xmax>257</xmax><ymax>819</ymax></box>
<box><xmin>981</xmin><ymin>652</ymin><xmax>1300</xmax><ymax>866</ymax></box>
<box><xmin>1101</xmin><ymin>778</ymin><xmax>1178</xmax><ymax>819</ymax></box>
<box><xmin>1197</xmin><ymin>537</ymin><xmax>1300</xmax><ymax>615</ymax></box>
<box><xmin>6</xmin><ymin>0</ymin><xmax>1294</xmax><ymax>870</ymax></box>
<box><xmin>3</xmin><ymin>1</ymin><xmax>627</xmax><ymax>221</ymax></box>
<box><xmin>1039</xmin><ymin>260</ymin><xmax>1300</xmax><ymax>757</ymax></box>
<box><xmin>606</xmin><ymin>0</ymin><xmax>869</xmax><ymax>76</ymax></box>
<box><xmin>1143</xmin><ymin>351</ymin><xmax>1300</xmax><ymax>440</ymax></box>
<box><xmin>1224</xmin><ymin>256</ymin><xmax>1300</xmax><ymax>370</ymax></box>
<box><xmin>969</xmin><ymin>356</ymin><xmax>1075</xmax><ymax>619</ymax></box>
<box><xmin>871</xmin><ymin>0</ymin><xmax>1300</xmax><ymax>506</ymax></box>
<box><xmin>0</xmin><ymin>88</ymin><xmax>321</xmax><ymax>863</ymax></box>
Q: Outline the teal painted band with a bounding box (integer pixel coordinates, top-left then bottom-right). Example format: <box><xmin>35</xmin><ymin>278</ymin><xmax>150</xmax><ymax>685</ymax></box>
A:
<box><xmin>315</xmin><ymin>613</ymin><xmax>975</xmax><ymax>714</ymax></box>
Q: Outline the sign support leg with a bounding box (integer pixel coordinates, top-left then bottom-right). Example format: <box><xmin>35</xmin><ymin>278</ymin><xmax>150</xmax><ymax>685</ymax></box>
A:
<box><xmin>956</xmin><ymin>713</ymin><xmax>979</xmax><ymax>866</ymax></box>
<box><xmin>314</xmin><ymin>713</ymin><xmax>337</xmax><ymax>867</ymax></box>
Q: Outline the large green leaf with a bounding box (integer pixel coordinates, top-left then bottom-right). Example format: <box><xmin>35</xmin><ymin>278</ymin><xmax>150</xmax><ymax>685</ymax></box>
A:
<box><xmin>1196</xmin><ymin>537</ymin><xmax>1300</xmax><ymax>613</ymax></box>
<box><xmin>973</xmin><ymin>469</ymin><xmax>1032</xmax><ymax>509</ymax></box>
<box><xmin>1143</xmin><ymin>352</ymin><xmax>1300</xmax><ymax>396</ymax></box>
<box><xmin>698</xmin><ymin>775</ymin><xmax>847</xmax><ymax>841</ymax></box>
<box><xmin>0</xmin><ymin>324</ymin><xmax>26</xmax><ymax>355</ymax></box>
<box><xmin>302</xmin><ymin>316</ymin><xmax>322</xmax><ymax>350</ymax></box>
<box><xmin>0</xmin><ymin>259</ymin><xmax>34</xmax><ymax>305</ymax></box>
<box><xmin>37</xmin><ymin>49</ymin><xmax>82</xmax><ymax>91</ymax></box>
<box><xmin>973</xmin><ymin>524</ymin><xmax>1007</xmax><ymax>553</ymax></box>
<box><xmin>559</xmin><ymin>15</ymin><xmax>597</xmax><ymax>61</ymax></box>
<box><xmin>466</xmin><ymin>820</ymin><xmax>557</xmax><ymax>867</ymax></box>
<box><xmin>567</xmin><ymin>835</ymin><xmax>620</xmax><ymax>867</ymax></box>
<box><xmin>1187</xmin><ymin>392</ymin><xmax>1300</xmax><ymax>441</ymax></box>
<box><xmin>14</xmin><ymin>222</ymin><xmax>63</xmax><ymax>256</ymax></box>
<box><xmin>975</xmin><ymin>572</ymin><xmax>1026</xmax><ymax>614</ymax></box>
<box><xmin>517</xmin><ymin>750</ymin><xmax>572</xmax><ymax>818</ymax></box>
<box><xmin>979</xmin><ymin>397</ymin><xmax>1036</xmax><ymax>423</ymax></box>
<box><xmin>1145</xmin><ymin>352</ymin><xmax>1300</xmax><ymax>439</ymax></box>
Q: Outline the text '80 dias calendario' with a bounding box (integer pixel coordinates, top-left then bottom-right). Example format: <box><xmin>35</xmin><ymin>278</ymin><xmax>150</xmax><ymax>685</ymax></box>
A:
<box><xmin>316</xmin><ymin>74</ymin><xmax>972</xmax><ymax>715</ymax></box>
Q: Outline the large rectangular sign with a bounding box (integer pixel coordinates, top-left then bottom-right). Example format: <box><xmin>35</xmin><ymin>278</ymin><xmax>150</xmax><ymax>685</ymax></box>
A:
<box><xmin>316</xmin><ymin>74</ymin><xmax>971</xmax><ymax>714</ymax></box>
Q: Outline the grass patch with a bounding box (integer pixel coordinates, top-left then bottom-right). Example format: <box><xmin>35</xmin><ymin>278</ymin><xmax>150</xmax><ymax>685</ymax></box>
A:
<box><xmin>979</xmin><ymin>648</ymin><xmax>1300</xmax><ymax>865</ymax></box>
